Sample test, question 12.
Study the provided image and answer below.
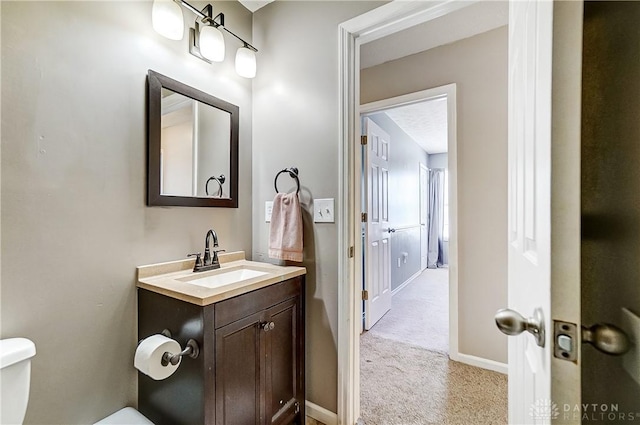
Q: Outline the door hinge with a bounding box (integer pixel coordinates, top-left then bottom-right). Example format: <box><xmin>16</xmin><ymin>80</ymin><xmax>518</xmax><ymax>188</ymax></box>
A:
<box><xmin>349</xmin><ymin>246</ymin><xmax>354</xmax><ymax>258</ymax></box>
<box><xmin>361</xmin><ymin>212</ymin><xmax>367</xmax><ymax>222</ymax></box>
<box><xmin>362</xmin><ymin>290</ymin><xmax>369</xmax><ymax>300</ymax></box>
<box><xmin>361</xmin><ymin>135</ymin><xmax>367</xmax><ymax>145</ymax></box>
<box><xmin>294</xmin><ymin>401</ymin><xmax>300</xmax><ymax>414</ymax></box>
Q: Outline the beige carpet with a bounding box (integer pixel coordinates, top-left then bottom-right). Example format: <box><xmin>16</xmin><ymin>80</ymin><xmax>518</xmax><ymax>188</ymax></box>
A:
<box><xmin>369</xmin><ymin>268</ymin><xmax>449</xmax><ymax>353</ymax></box>
<box><xmin>360</xmin><ymin>333</ymin><xmax>507</xmax><ymax>425</ymax></box>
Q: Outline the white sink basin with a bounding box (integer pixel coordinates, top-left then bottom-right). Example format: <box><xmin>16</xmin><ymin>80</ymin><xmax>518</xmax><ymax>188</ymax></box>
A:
<box><xmin>178</xmin><ymin>267</ymin><xmax>269</xmax><ymax>289</ymax></box>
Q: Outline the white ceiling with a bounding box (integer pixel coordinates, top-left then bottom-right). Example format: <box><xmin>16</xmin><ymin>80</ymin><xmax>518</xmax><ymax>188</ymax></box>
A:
<box><xmin>384</xmin><ymin>97</ymin><xmax>448</xmax><ymax>154</ymax></box>
<box><xmin>360</xmin><ymin>1</ymin><xmax>508</xmax><ymax>69</ymax></box>
<box><xmin>237</xmin><ymin>0</ymin><xmax>274</xmax><ymax>13</ymax></box>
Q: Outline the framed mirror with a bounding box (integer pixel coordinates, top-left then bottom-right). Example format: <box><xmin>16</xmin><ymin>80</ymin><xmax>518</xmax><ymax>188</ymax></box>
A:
<box><xmin>147</xmin><ymin>70</ymin><xmax>239</xmax><ymax>207</ymax></box>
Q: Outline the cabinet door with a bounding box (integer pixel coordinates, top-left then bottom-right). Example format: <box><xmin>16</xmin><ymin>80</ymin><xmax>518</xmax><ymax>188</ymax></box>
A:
<box><xmin>266</xmin><ymin>297</ymin><xmax>303</xmax><ymax>425</ymax></box>
<box><xmin>215</xmin><ymin>310</ymin><xmax>265</xmax><ymax>425</ymax></box>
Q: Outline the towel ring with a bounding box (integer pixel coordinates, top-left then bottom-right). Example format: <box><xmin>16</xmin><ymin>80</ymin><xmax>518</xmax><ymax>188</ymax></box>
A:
<box><xmin>205</xmin><ymin>174</ymin><xmax>226</xmax><ymax>197</ymax></box>
<box><xmin>274</xmin><ymin>167</ymin><xmax>300</xmax><ymax>194</ymax></box>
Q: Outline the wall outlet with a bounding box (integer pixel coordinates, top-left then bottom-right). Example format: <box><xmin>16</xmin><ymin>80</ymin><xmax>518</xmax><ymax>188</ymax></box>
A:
<box><xmin>314</xmin><ymin>198</ymin><xmax>335</xmax><ymax>223</ymax></box>
<box><xmin>265</xmin><ymin>201</ymin><xmax>273</xmax><ymax>222</ymax></box>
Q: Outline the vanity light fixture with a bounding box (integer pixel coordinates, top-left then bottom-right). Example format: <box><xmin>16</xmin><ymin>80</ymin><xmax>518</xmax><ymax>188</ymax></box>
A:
<box><xmin>151</xmin><ymin>0</ymin><xmax>184</xmax><ymax>41</ymax></box>
<box><xmin>152</xmin><ymin>0</ymin><xmax>258</xmax><ymax>78</ymax></box>
<box><xmin>235</xmin><ymin>45</ymin><xmax>257</xmax><ymax>79</ymax></box>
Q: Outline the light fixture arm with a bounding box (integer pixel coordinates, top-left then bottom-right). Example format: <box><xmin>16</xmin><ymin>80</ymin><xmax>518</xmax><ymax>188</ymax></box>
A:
<box><xmin>173</xmin><ymin>0</ymin><xmax>258</xmax><ymax>52</ymax></box>
<box><xmin>218</xmin><ymin>20</ymin><xmax>258</xmax><ymax>53</ymax></box>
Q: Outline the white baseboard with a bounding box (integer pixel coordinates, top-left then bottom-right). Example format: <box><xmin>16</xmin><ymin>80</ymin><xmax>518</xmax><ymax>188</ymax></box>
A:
<box><xmin>305</xmin><ymin>400</ymin><xmax>338</xmax><ymax>425</ymax></box>
<box><xmin>450</xmin><ymin>352</ymin><xmax>508</xmax><ymax>374</ymax></box>
<box><xmin>391</xmin><ymin>269</ymin><xmax>422</xmax><ymax>296</ymax></box>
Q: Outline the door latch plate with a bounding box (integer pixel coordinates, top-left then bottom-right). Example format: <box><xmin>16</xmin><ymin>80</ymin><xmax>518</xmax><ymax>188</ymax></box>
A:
<box><xmin>554</xmin><ymin>320</ymin><xmax>578</xmax><ymax>362</ymax></box>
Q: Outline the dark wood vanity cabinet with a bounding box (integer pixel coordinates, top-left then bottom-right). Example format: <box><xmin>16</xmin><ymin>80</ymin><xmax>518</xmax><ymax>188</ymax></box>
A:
<box><xmin>138</xmin><ymin>276</ymin><xmax>305</xmax><ymax>425</ymax></box>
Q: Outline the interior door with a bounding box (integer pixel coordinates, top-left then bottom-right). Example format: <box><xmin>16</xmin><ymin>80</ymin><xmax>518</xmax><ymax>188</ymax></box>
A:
<box><xmin>499</xmin><ymin>2</ymin><xmax>640</xmax><ymax>423</ymax></box>
<box><xmin>363</xmin><ymin>117</ymin><xmax>391</xmax><ymax>330</ymax></box>
<box><xmin>504</xmin><ymin>1</ymin><xmax>554</xmax><ymax>423</ymax></box>
<box><xmin>419</xmin><ymin>163</ymin><xmax>429</xmax><ymax>271</ymax></box>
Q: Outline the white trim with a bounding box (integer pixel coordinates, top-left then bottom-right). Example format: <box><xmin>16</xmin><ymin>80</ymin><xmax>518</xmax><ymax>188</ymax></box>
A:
<box><xmin>450</xmin><ymin>353</ymin><xmax>508</xmax><ymax>375</ymax></box>
<box><xmin>341</xmin><ymin>0</ymin><xmax>480</xmax><ymax>46</ymax></box>
<box><xmin>420</xmin><ymin>162</ymin><xmax>428</xmax><ymax>272</ymax></box>
<box><xmin>360</xmin><ymin>86</ymin><xmax>450</xmax><ymax>114</ymax></box>
<box><xmin>338</xmin><ymin>2</ymin><xmax>472</xmax><ymax>425</ymax></box>
<box><xmin>306</xmin><ymin>401</ymin><xmax>338</xmax><ymax>425</ymax></box>
<box><xmin>337</xmin><ymin>22</ymin><xmax>359</xmax><ymax>425</ymax></box>
<box><xmin>391</xmin><ymin>269</ymin><xmax>421</xmax><ymax>296</ymax></box>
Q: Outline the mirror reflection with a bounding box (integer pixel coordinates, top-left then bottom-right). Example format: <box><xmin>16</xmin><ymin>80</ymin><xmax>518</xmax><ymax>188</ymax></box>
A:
<box><xmin>160</xmin><ymin>88</ymin><xmax>231</xmax><ymax>198</ymax></box>
<box><xmin>147</xmin><ymin>70</ymin><xmax>238</xmax><ymax>208</ymax></box>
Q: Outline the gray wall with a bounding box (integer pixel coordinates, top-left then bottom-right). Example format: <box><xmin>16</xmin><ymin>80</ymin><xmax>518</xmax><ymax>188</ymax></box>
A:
<box><xmin>428</xmin><ymin>153</ymin><xmax>448</xmax><ymax>169</ymax></box>
<box><xmin>252</xmin><ymin>0</ymin><xmax>383</xmax><ymax>413</ymax></box>
<box><xmin>365</xmin><ymin>113</ymin><xmax>427</xmax><ymax>291</ymax></box>
<box><xmin>361</xmin><ymin>26</ymin><xmax>508</xmax><ymax>363</ymax></box>
<box><xmin>1</xmin><ymin>2</ymin><xmax>253</xmax><ymax>424</ymax></box>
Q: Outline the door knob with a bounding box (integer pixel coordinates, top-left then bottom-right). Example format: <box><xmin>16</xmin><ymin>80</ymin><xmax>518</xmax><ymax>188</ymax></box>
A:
<box><xmin>495</xmin><ymin>308</ymin><xmax>545</xmax><ymax>347</ymax></box>
<box><xmin>582</xmin><ymin>323</ymin><xmax>630</xmax><ymax>355</ymax></box>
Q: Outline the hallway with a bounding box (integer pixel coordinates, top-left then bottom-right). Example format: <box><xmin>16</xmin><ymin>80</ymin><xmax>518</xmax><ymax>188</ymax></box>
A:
<box><xmin>369</xmin><ymin>268</ymin><xmax>449</xmax><ymax>354</ymax></box>
<box><xmin>360</xmin><ymin>269</ymin><xmax>507</xmax><ymax>424</ymax></box>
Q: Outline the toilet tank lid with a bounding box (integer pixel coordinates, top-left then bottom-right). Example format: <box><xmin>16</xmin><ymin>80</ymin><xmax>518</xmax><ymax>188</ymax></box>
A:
<box><xmin>0</xmin><ymin>338</ymin><xmax>36</xmax><ymax>369</ymax></box>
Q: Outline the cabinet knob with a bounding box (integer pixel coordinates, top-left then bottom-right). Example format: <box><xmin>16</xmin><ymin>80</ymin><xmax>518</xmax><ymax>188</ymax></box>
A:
<box><xmin>262</xmin><ymin>321</ymin><xmax>275</xmax><ymax>332</ymax></box>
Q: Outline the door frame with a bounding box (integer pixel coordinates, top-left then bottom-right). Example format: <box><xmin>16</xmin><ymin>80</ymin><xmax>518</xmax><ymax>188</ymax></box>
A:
<box><xmin>419</xmin><ymin>162</ymin><xmax>429</xmax><ymax>272</ymax></box>
<box><xmin>337</xmin><ymin>2</ymin><xmax>475</xmax><ymax>424</ymax></box>
<box><xmin>359</xmin><ymin>85</ymin><xmax>458</xmax><ymax>350</ymax></box>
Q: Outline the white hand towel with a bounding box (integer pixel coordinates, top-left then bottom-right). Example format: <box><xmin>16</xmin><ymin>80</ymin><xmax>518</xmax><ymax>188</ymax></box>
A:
<box><xmin>269</xmin><ymin>192</ymin><xmax>303</xmax><ymax>262</ymax></box>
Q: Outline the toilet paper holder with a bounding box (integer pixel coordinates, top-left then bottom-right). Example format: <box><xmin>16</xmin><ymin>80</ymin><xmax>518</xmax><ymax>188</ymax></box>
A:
<box><xmin>159</xmin><ymin>329</ymin><xmax>200</xmax><ymax>366</ymax></box>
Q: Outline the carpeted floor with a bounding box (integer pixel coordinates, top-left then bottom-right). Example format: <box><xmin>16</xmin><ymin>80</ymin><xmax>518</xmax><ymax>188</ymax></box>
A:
<box><xmin>360</xmin><ymin>268</ymin><xmax>507</xmax><ymax>425</ymax></box>
<box><xmin>368</xmin><ymin>268</ymin><xmax>449</xmax><ymax>353</ymax></box>
<box><xmin>360</xmin><ymin>333</ymin><xmax>507</xmax><ymax>425</ymax></box>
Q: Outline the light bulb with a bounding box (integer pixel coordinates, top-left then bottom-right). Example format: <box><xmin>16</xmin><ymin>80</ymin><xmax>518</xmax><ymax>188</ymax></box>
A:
<box><xmin>235</xmin><ymin>47</ymin><xmax>256</xmax><ymax>79</ymax></box>
<box><xmin>152</xmin><ymin>0</ymin><xmax>184</xmax><ymax>41</ymax></box>
<box><xmin>199</xmin><ymin>25</ymin><xmax>225</xmax><ymax>62</ymax></box>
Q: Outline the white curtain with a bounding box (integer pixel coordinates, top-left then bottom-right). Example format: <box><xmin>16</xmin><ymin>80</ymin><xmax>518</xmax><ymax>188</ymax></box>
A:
<box><xmin>427</xmin><ymin>169</ymin><xmax>445</xmax><ymax>268</ymax></box>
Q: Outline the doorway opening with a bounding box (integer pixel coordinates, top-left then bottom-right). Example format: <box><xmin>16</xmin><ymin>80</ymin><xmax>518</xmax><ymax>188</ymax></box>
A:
<box><xmin>359</xmin><ymin>89</ymin><xmax>453</xmax><ymax>356</ymax></box>
<box><xmin>337</xmin><ymin>2</ymin><xmax>510</xmax><ymax>424</ymax></box>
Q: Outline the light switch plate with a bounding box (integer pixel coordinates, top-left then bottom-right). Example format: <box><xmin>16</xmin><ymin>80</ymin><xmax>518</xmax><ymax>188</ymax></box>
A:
<box><xmin>265</xmin><ymin>201</ymin><xmax>273</xmax><ymax>222</ymax></box>
<box><xmin>314</xmin><ymin>198</ymin><xmax>335</xmax><ymax>223</ymax></box>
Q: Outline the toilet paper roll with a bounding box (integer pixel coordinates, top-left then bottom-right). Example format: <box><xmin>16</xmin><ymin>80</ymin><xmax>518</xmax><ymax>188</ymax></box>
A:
<box><xmin>134</xmin><ymin>334</ymin><xmax>182</xmax><ymax>380</ymax></box>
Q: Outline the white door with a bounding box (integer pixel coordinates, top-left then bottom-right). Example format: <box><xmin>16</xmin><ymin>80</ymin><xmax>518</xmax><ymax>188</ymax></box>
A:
<box><xmin>363</xmin><ymin>117</ymin><xmax>391</xmax><ymax>330</ymax></box>
<box><xmin>500</xmin><ymin>1</ymin><xmax>640</xmax><ymax>422</ymax></box>
<box><xmin>504</xmin><ymin>1</ymin><xmax>554</xmax><ymax>423</ymax></box>
<box><xmin>419</xmin><ymin>163</ymin><xmax>428</xmax><ymax>271</ymax></box>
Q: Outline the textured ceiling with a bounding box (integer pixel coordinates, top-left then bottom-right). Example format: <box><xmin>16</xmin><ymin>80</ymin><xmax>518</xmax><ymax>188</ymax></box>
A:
<box><xmin>360</xmin><ymin>1</ymin><xmax>508</xmax><ymax>69</ymax></box>
<box><xmin>384</xmin><ymin>98</ymin><xmax>448</xmax><ymax>154</ymax></box>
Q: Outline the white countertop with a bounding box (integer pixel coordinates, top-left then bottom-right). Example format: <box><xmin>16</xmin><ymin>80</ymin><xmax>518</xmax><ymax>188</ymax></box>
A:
<box><xmin>136</xmin><ymin>251</ymin><xmax>306</xmax><ymax>306</ymax></box>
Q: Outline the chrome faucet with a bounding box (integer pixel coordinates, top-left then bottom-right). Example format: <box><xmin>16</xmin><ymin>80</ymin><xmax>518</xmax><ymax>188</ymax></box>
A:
<box><xmin>188</xmin><ymin>229</ymin><xmax>225</xmax><ymax>272</ymax></box>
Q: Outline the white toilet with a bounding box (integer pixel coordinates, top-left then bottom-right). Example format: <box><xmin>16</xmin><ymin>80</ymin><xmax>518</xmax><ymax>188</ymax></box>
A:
<box><xmin>0</xmin><ymin>338</ymin><xmax>153</xmax><ymax>425</ymax></box>
<box><xmin>0</xmin><ymin>338</ymin><xmax>36</xmax><ymax>425</ymax></box>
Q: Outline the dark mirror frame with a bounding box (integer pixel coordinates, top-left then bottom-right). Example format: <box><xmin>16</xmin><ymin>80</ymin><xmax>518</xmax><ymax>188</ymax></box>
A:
<box><xmin>147</xmin><ymin>70</ymin><xmax>239</xmax><ymax>208</ymax></box>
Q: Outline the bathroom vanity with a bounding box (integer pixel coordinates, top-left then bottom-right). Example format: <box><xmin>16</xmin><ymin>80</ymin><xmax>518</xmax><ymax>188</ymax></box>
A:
<box><xmin>136</xmin><ymin>252</ymin><xmax>306</xmax><ymax>425</ymax></box>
